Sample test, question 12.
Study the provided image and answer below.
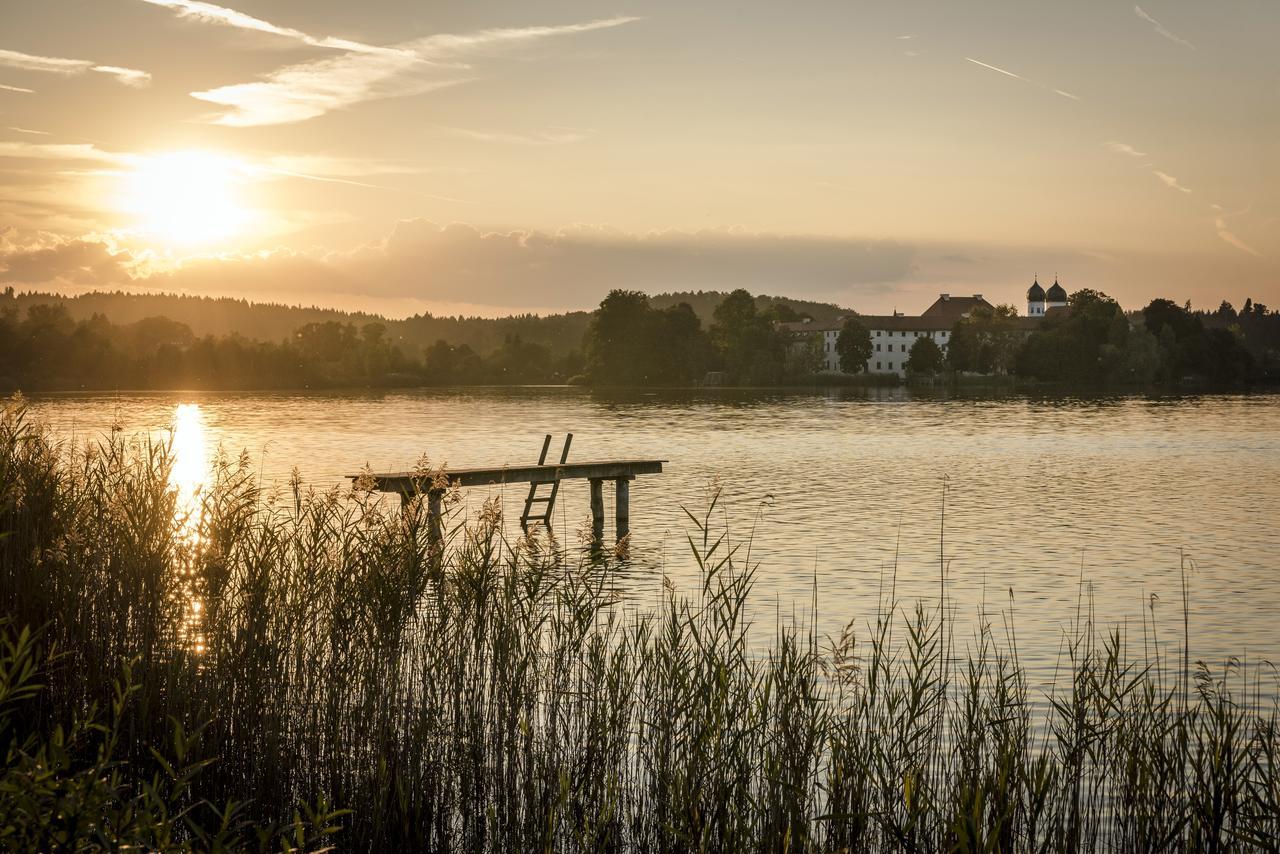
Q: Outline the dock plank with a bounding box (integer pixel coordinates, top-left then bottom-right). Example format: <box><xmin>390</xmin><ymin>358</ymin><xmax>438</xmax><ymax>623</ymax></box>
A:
<box><xmin>354</xmin><ymin>459</ymin><xmax>665</xmax><ymax>493</ymax></box>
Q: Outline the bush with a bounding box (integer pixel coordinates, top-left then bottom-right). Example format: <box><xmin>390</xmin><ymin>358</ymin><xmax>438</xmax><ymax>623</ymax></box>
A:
<box><xmin>0</xmin><ymin>624</ymin><xmax>346</xmax><ymax>852</ymax></box>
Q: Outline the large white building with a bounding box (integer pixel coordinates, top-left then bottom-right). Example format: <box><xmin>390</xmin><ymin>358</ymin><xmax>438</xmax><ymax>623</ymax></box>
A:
<box><xmin>780</xmin><ymin>282</ymin><xmax>1068</xmax><ymax>378</ymax></box>
<box><xmin>781</xmin><ymin>293</ymin><xmax>998</xmax><ymax>377</ymax></box>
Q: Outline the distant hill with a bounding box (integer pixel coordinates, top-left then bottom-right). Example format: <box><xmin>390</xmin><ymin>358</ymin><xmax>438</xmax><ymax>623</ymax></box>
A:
<box><xmin>9</xmin><ymin>289</ymin><xmax>852</xmax><ymax>359</ymax></box>
<box><xmin>650</xmin><ymin>291</ymin><xmax>853</xmax><ymax>325</ymax></box>
<box><xmin>11</xmin><ymin>290</ymin><xmax>592</xmax><ymax>359</ymax></box>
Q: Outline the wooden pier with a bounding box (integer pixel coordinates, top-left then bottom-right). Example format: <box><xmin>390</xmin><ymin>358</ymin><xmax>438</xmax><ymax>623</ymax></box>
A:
<box><xmin>355</xmin><ymin>438</ymin><xmax>664</xmax><ymax>544</ymax></box>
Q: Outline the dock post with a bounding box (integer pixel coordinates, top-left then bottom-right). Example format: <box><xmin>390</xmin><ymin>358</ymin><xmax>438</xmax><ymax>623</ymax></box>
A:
<box><xmin>427</xmin><ymin>491</ymin><xmax>443</xmax><ymax>544</ymax></box>
<box><xmin>614</xmin><ymin>477</ymin><xmax>631</xmax><ymax>542</ymax></box>
<box><xmin>589</xmin><ymin>478</ymin><xmax>605</xmax><ymax>543</ymax></box>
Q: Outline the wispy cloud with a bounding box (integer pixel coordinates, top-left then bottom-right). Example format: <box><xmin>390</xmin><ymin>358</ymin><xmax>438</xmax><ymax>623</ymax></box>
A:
<box><xmin>441</xmin><ymin>126</ymin><xmax>589</xmax><ymax>145</ymax></box>
<box><xmin>0</xmin><ymin>48</ymin><xmax>150</xmax><ymax>87</ymax></box>
<box><xmin>1105</xmin><ymin>141</ymin><xmax>1147</xmax><ymax>157</ymax></box>
<box><xmin>0</xmin><ymin>82</ymin><xmax>35</xmax><ymax>93</ymax></box>
<box><xmin>964</xmin><ymin>57</ymin><xmax>1080</xmax><ymax>101</ymax></box>
<box><xmin>0</xmin><ymin>140</ymin><xmax>128</xmax><ymax>164</ymax></box>
<box><xmin>0</xmin><ymin>48</ymin><xmax>89</xmax><ymax>74</ymax></box>
<box><xmin>0</xmin><ymin>140</ymin><xmax>467</xmax><ymax>207</ymax></box>
<box><xmin>6</xmin><ymin>126</ymin><xmax>49</xmax><ymax>135</ymax></box>
<box><xmin>1106</xmin><ymin>144</ymin><xmax>1237</xmax><ymax>256</ymax></box>
<box><xmin>964</xmin><ymin>57</ymin><xmax>1022</xmax><ymax>81</ymax></box>
<box><xmin>1154</xmin><ymin>170</ymin><xmax>1191</xmax><ymax>193</ymax></box>
<box><xmin>1134</xmin><ymin>6</ymin><xmax>1196</xmax><ymax>50</ymax></box>
<box><xmin>1211</xmin><ymin>205</ymin><xmax>1262</xmax><ymax>256</ymax></box>
<box><xmin>137</xmin><ymin>0</ymin><xmax>407</xmax><ymax>56</ymax></box>
<box><xmin>90</xmin><ymin>66</ymin><xmax>152</xmax><ymax>87</ymax></box>
<box><xmin>190</xmin><ymin>16</ymin><xmax>640</xmax><ymax>127</ymax></box>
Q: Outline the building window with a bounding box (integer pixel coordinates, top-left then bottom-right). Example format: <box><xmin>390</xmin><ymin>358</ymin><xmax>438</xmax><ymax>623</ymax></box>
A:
<box><xmin>875</xmin><ymin>344</ymin><xmax>881</xmax><ymax>352</ymax></box>
<box><xmin>875</xmin><ymin>330</ymin><xmax>881</xmax><ymax>337</ymax></box>
<box><xmin>876</xmin><ymin>361</ymin><xmax>881</xmax><ymax>370</ymax></box>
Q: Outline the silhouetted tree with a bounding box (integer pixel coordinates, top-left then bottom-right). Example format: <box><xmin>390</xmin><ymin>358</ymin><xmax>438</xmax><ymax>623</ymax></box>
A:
<box><xmin>710</xmin><ymin>289</ymin><xmax>787</xmax><ymax>385</ymax></box>
<box><xmin>948</xmin><ymin>304</ymin><xmax>1021</xmax><ymax>374</ymax></box>
<box><xmin>835</xmin><ymin>318</ymin><xmax>872</xmax><ymax>374</ymax></box>
<box><xmin>586</xmin><ymin>290</ymin><xmax>662</xmax><ymax>385</ymax></box>
<box><xmin>905</xmin><ymin>336</ymin><xmax>945</xmax><ymax>376</ymax></box>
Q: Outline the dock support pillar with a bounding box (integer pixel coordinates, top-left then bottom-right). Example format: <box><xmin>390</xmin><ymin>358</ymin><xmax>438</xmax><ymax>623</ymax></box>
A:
<box><xmin>614</xmin><ymin>477</ymin><xmax>631</xmax><ymax>543</ymax></box>
<box><xmin>589</xmin><ymin>478</ymin><xmax>605</xmax><ymax>543</ymax></box>
<box><xmin>427</xmin><ymin>491</ymin><xmax>443</xmax><ymax>544</ymax></box>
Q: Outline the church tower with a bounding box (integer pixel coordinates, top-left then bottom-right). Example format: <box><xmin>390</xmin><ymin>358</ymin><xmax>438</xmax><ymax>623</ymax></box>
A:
<box><xmin>1045</xmin><ymin>277</ymin><xmax>1068</xmax><ymax>310</ymax></box>
<box><xmin>1027</xmin><ymin>277</ymin><xmax>1046</xmax><ymax>316</ymax></box>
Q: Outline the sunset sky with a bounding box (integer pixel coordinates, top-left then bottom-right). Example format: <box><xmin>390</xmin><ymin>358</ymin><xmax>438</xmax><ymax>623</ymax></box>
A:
<box><xmin>1</xmin><ymin>0</ymin><xmax>1276</xmax><ymax>316</ymax></box>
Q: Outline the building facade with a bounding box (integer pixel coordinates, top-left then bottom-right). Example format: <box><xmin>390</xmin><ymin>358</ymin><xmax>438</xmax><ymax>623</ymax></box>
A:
<box><xmin>781</xmin><ymin>283</ymin><xmax>1062</xmax><ymax>378</ymax></box>
<box><xmin>781</xmin><ymin>294</ymin><xmax>996</xmax><ymax>377</ymax></box>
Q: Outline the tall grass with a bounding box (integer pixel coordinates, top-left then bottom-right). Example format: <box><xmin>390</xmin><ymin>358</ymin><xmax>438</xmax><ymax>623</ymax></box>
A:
<box><xmin>2</xmin><ymin>397</ymin><xmax>1278</xmax><ymax>851</ymax></box>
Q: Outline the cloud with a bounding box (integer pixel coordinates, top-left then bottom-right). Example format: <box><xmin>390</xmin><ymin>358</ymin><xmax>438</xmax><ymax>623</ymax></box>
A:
<box><xmin>190</xmin><ymin>16</ymin><xmax>640</xmax><ymax>127</ymax></box>
<box><xmin>964</xmin><ymin>57</ymin><xmax>1022</xmax><ymax>81</ymax></box>
<box><xmin>6</xmin><ymin>127</ymin><xmax>49</xmax><ymax>135</ymax></box>
<box><xmin>0</xmin><ymin>232</ymin><xmax>141</xmax><ymax>286</ymax></box>
<box><xmin>440</xmin><ymin>126</ymin><xmax>589</xmax><ymax>145</ymax></box>
<box><xmin>0</xmin><ymin>221</ymin><xmax>917</xmax><ymax>309</ymax></box>
<box><xmin>1134</xmin><ymin>6</ymin><xmax>1196</xmax><ymax>50</ymax></box>
<box><xmin>1105</xmin><ymin>141</ymin><xmax>1147</xmax><ymax>157</ymax></box>
<box><xmin>0</xmin><ymin>140</ymin><xmax>127</xmax><ymax>164</ymax></box>
<box><xmin>136</xmin><ymin>0</ymin><xmax>405</xmax><ymax>55</ymax></box>
<box><xmin>1154</xmin><ymin>170</ymin><xmax>1191</xmax><ymax>193</ymax></box>
<box><xmin>0</xmin><ymin>48</ymin><xmax>150</xmax><ymax>87</ymax></box>
<box><xmin>1211</xmin><ymin>207</ymin><xmax>1262</xmax><ymax>257</ymax></box>
<box><xmin>964</xmin><ymin>57</ymin><xmax>1080</xmax><ymax>101</ymax></box>
<box><xmin>0</xmin><ymin>140</ymin><xmax>466</xmax><ymax>212</ymax></box>
<box><xmin>0</xmin><ymin>83</ymin><xmax>35</xmax><ymax>93</ymax></box>
<box><xmin>90</xmin><ymin>66</ymin><xmax>152</xmax><ymax>87</ymax></box>
<box><xmin>0</xmin><ymin>48</ymin><xmax>90</xmax><ymax>75</ymax></box>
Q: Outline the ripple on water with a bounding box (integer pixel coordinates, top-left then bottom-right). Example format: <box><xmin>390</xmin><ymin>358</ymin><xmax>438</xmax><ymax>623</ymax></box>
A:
<box><xmin>29</xmin><ymin>388</ymin><xmax>1280</xmax><ymax>683</ymax></box>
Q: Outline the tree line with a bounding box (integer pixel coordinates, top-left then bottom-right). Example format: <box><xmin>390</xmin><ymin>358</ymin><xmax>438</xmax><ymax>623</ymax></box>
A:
<box><xmin>0</xmin><ymin>299</ymin><xmax>582</xmax><ymax>392</ymax></box>
<box><xmin>583</xmin><ymin>289</ymin><xmax>821</xmax><ymax>386</ymax></box>
<box><xmin>2</xmin><ymin>286</ymin><xmax>1275</xmax><ymax>391</ymax></box>
<box><xmin>830</xmin><ymin>290</ymin><xmax>1272</xmax><ymax>386</ymax></box>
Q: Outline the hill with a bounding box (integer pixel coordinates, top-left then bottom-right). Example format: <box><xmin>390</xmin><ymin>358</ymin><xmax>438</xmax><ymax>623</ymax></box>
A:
<box><xmin>9</xmin><ymin>289</ymin><xmax>852</xmax><ymax>358</ymax></box>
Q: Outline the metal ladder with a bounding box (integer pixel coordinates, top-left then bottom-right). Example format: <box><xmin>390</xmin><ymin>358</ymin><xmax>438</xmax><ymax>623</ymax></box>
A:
<box><xmin>520</xmin><ymin>433</ymin><xmax>572</xmax><ymax>532</ymax></box>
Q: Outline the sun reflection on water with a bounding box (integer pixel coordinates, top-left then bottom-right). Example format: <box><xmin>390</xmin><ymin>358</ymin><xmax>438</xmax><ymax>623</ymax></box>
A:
<box><xmin>171</xmin><ymin>403</ymin><xmax>208</xmax><ymax>527</ymax></box>
<box><xmin>170</xmin><ymin>403</ymin><xmax>209</xmax><ymax>652</ymax></box>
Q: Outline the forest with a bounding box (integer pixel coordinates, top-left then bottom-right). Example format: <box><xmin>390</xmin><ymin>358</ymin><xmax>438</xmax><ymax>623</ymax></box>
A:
<box><xmin>1</xmin><ymin>286</ymin><xmax>1275</xmax><ymax>391</ymax></box>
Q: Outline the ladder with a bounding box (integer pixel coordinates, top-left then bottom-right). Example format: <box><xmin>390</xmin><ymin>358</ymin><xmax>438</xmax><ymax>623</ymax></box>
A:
<box><xmin>520</xmin><ymin>433</ymin><xmax>572</xmax><ymax>532</ymax></box>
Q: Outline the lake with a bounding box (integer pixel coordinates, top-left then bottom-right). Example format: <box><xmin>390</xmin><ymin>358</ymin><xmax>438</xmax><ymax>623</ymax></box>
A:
<box><xmin>27</xmin><ymin>387</ymin><xmax>1280</xmax><ymax>690</ymax></box>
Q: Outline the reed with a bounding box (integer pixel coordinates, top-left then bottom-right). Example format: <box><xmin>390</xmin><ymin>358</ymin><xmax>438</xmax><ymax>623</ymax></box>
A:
<box><xmin>1</xmin><ymin>398</ymin><xmax>1277</xmax><ymax>851</ymax></box>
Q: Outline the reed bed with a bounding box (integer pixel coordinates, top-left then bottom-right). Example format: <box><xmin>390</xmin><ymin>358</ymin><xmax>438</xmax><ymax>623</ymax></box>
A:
<box><xmin>1</xmin><ymin>398</ymin><xmax>1278</xmax><ymax>851</ymax></box>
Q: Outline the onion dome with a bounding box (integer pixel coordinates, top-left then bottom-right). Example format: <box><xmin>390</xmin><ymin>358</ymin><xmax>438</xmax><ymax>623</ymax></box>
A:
<box><xmin>1046</xmin><ymin>278</ymin><xmax>1067</xmax><ymax>303</ymax></box>
<box><xmin>1027</xmin><ymin>278</ymin><xmax>1046</xmax><ymax>301</ymax></box>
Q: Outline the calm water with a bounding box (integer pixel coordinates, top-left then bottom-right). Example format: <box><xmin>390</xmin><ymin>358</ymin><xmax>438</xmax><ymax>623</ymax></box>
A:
<box><xmin>27</xmin><ymin>388</ymin><xmax>1280</xmax><ymax>688</ymax></box>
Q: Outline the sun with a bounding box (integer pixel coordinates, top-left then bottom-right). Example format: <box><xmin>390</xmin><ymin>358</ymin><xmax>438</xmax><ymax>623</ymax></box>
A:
<box><xmin>119</xmin><ymin>151</ymin><xmax>251</xmax><ymax>246</ymax></box>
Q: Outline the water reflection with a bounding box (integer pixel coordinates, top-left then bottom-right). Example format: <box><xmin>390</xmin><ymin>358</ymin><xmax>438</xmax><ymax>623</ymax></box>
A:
<box><xmin>26</xmin><ymin>389</ymin><xmax>1280</xmax><ymax>681</ymax></box>
<box><xmin>170</xmin><ymin>403</ymin><xmax>208</xmax><ymax>652</ymax></box>
<box><xmin>170</xmin><ymin>402</ymin><xmax>208</xmax><ymax>538</ymax></box>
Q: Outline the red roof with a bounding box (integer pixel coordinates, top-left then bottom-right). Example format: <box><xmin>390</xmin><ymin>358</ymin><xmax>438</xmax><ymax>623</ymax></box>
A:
<box><xmin>776</xmin><ymin>295</ymin><xmax>1044</xmax><ymax>335</ymax></box>
<box><xmin>920</xmin><ymin>295</ymin><xmax>994</xmax><ymax>323</ymax></box>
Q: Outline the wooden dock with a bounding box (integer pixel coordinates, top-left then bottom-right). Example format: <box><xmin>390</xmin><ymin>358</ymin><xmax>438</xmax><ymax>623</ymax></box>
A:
<box><xmin>355</xmin><ymin>453</ymin><xmax>665</xmax><ymax>544</ymax></box>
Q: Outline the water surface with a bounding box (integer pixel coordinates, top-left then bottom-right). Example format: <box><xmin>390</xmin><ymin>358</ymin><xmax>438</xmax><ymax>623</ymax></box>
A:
<box><xmin>29</xmin><ymin>387</ymin><xmax>1280</xmax><ymax>688</ymax></box>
